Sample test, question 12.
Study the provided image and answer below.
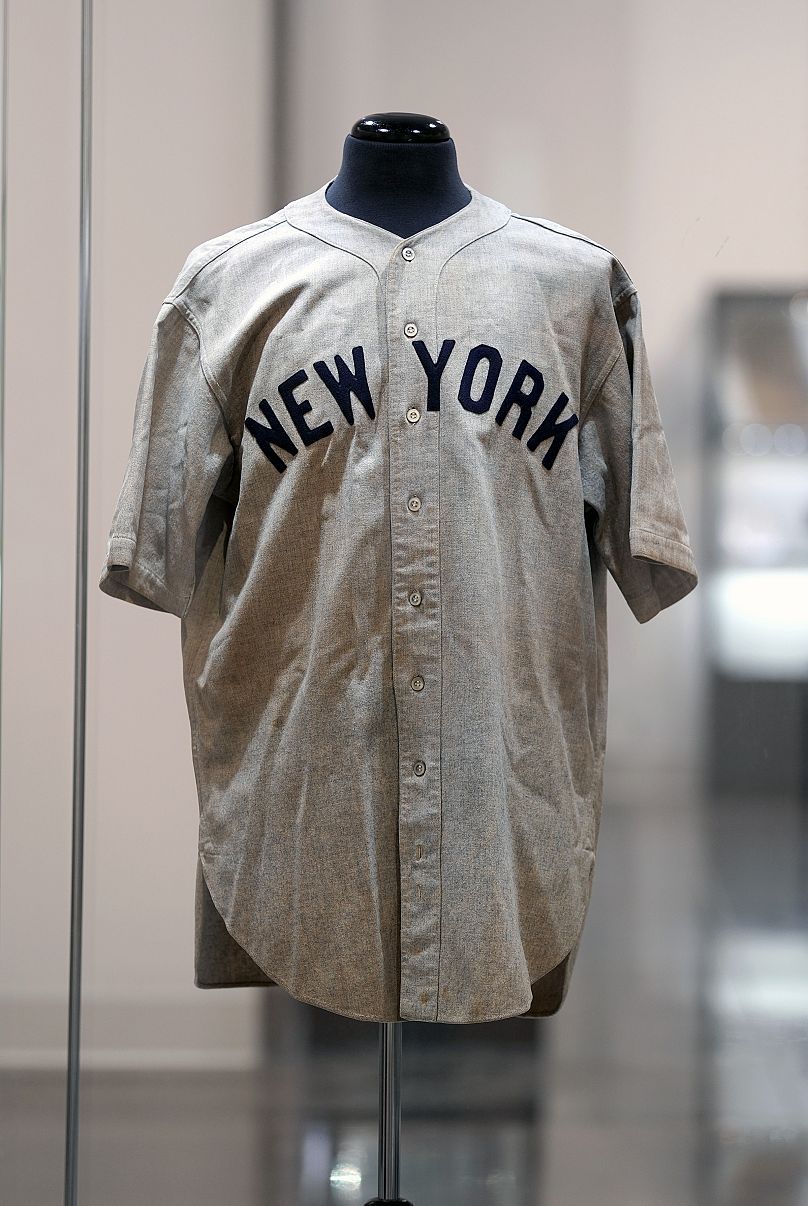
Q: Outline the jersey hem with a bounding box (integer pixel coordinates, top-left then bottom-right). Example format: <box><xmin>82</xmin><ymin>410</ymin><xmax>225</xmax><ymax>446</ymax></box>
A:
<box><xmin>197</xmin><ymin>845</ymin><xmax>404</xmax><ymax>1023</ymax></box>
<box><xmin>197</xmin><ymin>844</ymin><xmax>591</xmax><ymax>1024</ymax></box>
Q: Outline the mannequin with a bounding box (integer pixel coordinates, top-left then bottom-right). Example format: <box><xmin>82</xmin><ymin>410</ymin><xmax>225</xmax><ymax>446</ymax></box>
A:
<box><xmin>324</xmin><ymin>111</ymin><xmax>471</xmax><ymax>239</ymax></box>
<box><xmin>327</xmin><ymin>110</ymin><xmax>462</xmax><ymax>1206</ymax></box>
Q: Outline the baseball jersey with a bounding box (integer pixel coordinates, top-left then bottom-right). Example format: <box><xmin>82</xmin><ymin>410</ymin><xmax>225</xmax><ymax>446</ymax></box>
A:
<box><xmin>98</xmin><ymin>176</ymin><xmax>699</xmax><ymax>1024</ymax></box>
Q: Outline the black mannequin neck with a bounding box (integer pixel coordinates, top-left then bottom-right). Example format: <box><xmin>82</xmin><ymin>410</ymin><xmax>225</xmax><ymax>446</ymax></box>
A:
<box><xmin>325</xmin><ymin>133</ymin><xmax>472</xmax><ymax>239</ymax></box>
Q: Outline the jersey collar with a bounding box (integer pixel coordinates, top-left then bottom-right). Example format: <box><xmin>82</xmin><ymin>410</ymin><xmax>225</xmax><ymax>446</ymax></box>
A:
<box><xmin>283</xmin><ymin>176</ymin><xmax>512</xmax><ymax>272</ymax></box>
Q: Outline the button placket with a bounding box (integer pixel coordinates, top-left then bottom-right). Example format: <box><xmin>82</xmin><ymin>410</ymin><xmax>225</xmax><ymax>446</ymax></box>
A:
<box><xmin>385</xmin><ymin>241</ymin><xmax>443</xmax><ymax>1022</ymax></box>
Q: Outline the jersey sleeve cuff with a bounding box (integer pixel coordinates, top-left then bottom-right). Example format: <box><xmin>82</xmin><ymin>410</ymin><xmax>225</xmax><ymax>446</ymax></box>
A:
<box><xmin>624</xmin><ymin>526</ymin><xmax>699</xmax><ymax>623</ymax></box>
<box><xmin>98</xmin><ymin>533</ymin><xmax>189</xmax><ymax>618</ymax></box>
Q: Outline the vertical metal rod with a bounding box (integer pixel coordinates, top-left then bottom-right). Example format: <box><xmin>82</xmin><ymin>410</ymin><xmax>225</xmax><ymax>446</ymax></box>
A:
<box><xmin>270</xmin><ymin>0</ymin><xmax>292</xmax><ymax>212</ymax></box>
<box><xmin>64</xmin><ymin>0</ymin><xmax>93</xmax><ymax>1201</ymax></box>
<box><xmin>378</xmin><ymin>1022</ymin><xmax>402</xmax><ymax>1200</ymax></box>
<box><xmin>0</xmin><ymin>0</ymin><xmax>8</xmax><ymax>910</ymax></box>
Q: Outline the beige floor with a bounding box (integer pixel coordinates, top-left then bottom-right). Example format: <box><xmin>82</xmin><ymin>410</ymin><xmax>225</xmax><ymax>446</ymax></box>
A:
<box><xmin>3</xmin><ymin>764</ymin><xmax>807</xmax><ymax>1205</ymax></box>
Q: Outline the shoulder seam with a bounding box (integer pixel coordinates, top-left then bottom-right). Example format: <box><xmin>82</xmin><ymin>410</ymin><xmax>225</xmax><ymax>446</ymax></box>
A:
<box><xmin>580</xmin><ymin>346</ymin><xmax>622</xmax><ymax>426</ymax></box>
<box><xmin>164</xmin><ymin>299</ymin><xmax>237</xmax><ymax>448</ymax></box>
<box><xmin>511</xmin><ymin>213</ymin><xmax>639</xmax><ymax>299</ymax></box>
<box><xmin>510</xmin><ymin>211</ymin><xmax>621</xmax><ymax>260</ymax></box>
<box><xmin>579</xmin><ymin>288</ymin><xmax>639</xmax><ymax>424</ymax></box>
<box><xmin>165</xmin><ymin>212</ymin><xmax>289</xmax><ymax>305</ymax></box>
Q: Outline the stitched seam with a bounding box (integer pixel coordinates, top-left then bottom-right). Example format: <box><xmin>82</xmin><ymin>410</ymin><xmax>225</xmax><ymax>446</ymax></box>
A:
<box><xmin>512</xmin><ymin>212</ymin><xmax>632</xmax><ymax>265</ymax></box>
<box><xmin>578</xmin><ymin>288</ymin><xmax>639</xmax><ymax>424</ymax></box>
<box><xmin>108</xmin><ymin>557</ymin><xmax>169</xmax><ymax>596</ymax></box>
<box><xmin>165</xmin><ymin>300</ymin><xmax>237</xmax><ymax>449</ymax></box>
<box><xmin>632</xmin><ymin>526</ymin><xmax>694</xmax><ymax>554</ymax></box>
<box><xmin>166</xmin><ymin>214</ymin><xmax>288</xmax><ymax>303</ymax></box>
<box><xmin>437</xmin><ymin>215</ymin><xmax>512</xmax><ymax>274</ymax></box>
<box><xmin>291</xmin><ymin>225</ymin><xmax>385</xmax><ymax>281</ymax></box>
<box><xmin>512</xmin><ymin>215</ymin><xmax>641</xmax><ymax>308</ymax></box>
<box><xmin>107</xmin><ymin>554</ymin><xmax>189</xmax><ymax>617</ymax></box>
<box><xmin>580</xmin><ymin>346</ymin><xmax>622</xmax><ymax>424</ymax></box>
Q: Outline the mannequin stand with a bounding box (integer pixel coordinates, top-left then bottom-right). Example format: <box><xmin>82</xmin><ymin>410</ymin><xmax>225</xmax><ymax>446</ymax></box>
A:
<box><xmin>363</xmin><ymin>1022</ymin><xmax>414</xmax><ymax>1206</ymax></box>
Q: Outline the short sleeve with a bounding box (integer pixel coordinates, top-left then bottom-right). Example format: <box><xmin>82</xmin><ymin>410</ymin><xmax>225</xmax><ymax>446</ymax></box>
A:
<box><xmin>98</xmin><ymin>299</ymin><xmax>236</xmax><ymax>618</ymax></box>
<box><xmin>579</xmin><ymin>287</ymin><xmax>698</xmax><ymax>623</ymax></box>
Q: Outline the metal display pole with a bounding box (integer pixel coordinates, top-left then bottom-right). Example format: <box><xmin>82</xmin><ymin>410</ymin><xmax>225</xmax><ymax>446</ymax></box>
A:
<box><xmin>364</xmin><ymin>1022</ymin><xmax>414</xmax><ymax>1206</ymax></box>
<box><xmin>64</xmin><ymin>0</ymin><xmax>93</xmax><ymax>1202</ymax></box>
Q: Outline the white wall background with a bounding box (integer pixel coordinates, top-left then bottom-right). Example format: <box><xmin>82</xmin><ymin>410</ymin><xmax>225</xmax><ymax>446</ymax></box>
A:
<box><xmin>2</xmin><ymin>0</ymin><xmax>806</xmax><ymax>1070</ymax></box>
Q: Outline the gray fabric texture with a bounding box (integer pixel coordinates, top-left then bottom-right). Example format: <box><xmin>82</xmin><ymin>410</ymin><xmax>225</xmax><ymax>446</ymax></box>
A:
<box><xmin>99</xmin><ymin>177</ymin><xmax>698</xmax><ymax>1023</ymax></box>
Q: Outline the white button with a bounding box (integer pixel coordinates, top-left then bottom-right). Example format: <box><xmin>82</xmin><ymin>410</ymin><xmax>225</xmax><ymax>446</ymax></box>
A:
<box><xmin>408</xmin><ymin>589</ymin><xmax>422</xmax><ymax>606</ymax></box>
<box><xmin>406</xmin><ymin>407</ymin><xmax>421</xmax><ymax>424</ymax></box>
<box><xmin>414</xmin><ymin>761</ymin><xmax>426</xmax><ymax>776</ymax></box>
<box><xmin>404</xmin><ymin>322</ymin><xmax>418</xmax><ymax>338</ymax></box>
<box><xmin>402</xmin><ymin>246</ymin><xmax>415</xmax><ymax>260</ymax></box>
<box><xmin>407</xmin><ymin>495</ymin><xmax>421</xmax><ymax>512</ymax></box>
<box><xmin>411</xmin><ymin>675</ymin><xmax>425</xmax><ymax>692</ymax></box>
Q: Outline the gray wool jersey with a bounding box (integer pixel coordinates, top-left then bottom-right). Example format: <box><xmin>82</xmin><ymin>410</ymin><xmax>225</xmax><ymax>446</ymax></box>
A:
<box><xmin>99</xmin><ymin>176</ymin><xmax>699</xmax><ymax>1024</ymax></box>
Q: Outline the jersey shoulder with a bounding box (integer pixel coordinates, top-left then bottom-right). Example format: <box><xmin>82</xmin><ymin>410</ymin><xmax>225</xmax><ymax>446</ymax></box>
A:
<box><xmin>508</xmin><ymin>209</ymin><xmax>637</xmax><ymax>305</ymax></box>
<box><xmin>164</xmin><ymin>203</ymin><xmax>290</xmax><ymax>305</ymax></box>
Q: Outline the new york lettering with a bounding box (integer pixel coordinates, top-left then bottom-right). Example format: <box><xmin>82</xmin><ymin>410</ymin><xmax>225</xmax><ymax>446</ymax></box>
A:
<box><xmin>244</xmin><ymin>340</ymin><xmax>579</xmax><ymax>475</ymax></box>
